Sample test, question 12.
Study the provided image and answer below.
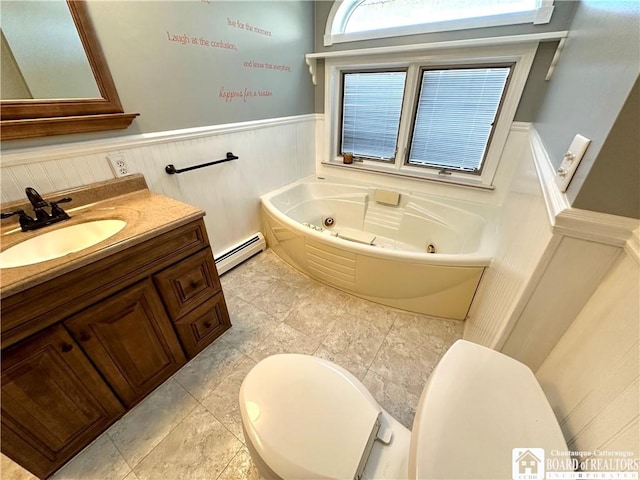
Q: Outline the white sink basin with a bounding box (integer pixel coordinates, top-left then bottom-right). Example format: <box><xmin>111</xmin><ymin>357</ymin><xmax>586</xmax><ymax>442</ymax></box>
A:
<box><xmin>0</xmin><ymin>219</ymin><xmax>126</xmax><ymax>269</ymax></box>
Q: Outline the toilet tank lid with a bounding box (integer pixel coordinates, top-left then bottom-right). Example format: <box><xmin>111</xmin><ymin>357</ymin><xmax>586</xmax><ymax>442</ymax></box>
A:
<box><xmin>409</xmin><ymin>340</ymin><xmax>568</xmax><ymax>480</ymax></box>
<box><xmin>239</xmin><ymin>354</ymin><xmax>382</xmax><ymax>480</ymax></box>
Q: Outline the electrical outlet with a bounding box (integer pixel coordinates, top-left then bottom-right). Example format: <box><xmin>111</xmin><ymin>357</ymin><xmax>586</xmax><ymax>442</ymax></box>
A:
<box><xmin>107</xmin><ymin>152</ymin><xmax>130</xmax><ymax>178</ymax></box>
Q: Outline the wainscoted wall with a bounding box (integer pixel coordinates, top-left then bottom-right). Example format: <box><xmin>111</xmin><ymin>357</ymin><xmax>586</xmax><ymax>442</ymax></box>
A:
<box><xmin>463</xmin><ymin>125</ymin><xmax>553</xmax><ymax>345</ymax></box>
<box><xmin>464</xmin><ymin>125</ymin><xmax>639</xmax><ymax>371</ymax></box>
<box><xmin>1</xmin><ymin>114</ymin><xmax>316</xmax><ymax>257</ymax></box>
<box><xmin>536</xmin><ymin>233</ymin><xmax>639</xmax><ymax>460</ymax></box>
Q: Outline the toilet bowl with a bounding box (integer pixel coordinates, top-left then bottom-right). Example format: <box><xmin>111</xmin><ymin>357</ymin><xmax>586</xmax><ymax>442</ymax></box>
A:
<box><xmin>239</xmin><ymin>340</ymin><xmax>568</xmax><ymax>479</ymax></box>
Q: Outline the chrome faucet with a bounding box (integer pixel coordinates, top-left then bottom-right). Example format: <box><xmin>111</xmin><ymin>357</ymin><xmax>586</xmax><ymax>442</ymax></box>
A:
<box><xmin>1</xmin><ymin>187</ymin><xmax>72</xmax><ymax>231</ymax></box>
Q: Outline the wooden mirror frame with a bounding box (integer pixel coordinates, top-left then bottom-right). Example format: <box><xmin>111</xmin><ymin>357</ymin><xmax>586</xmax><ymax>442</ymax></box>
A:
<box><xmin>0</xmin><ymin>1</ymin><xmax>138</xmax><ymax>140</ymax></box>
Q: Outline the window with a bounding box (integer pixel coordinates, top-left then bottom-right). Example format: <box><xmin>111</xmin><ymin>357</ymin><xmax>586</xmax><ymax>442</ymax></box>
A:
<box><xmin>325</xmin><ymin>0</ymin><xmax>555</xmax><ymax>46</ymax></box>
<box><xmin>407</xmin><ymin>65</ymin><xmax>512</xmax><ymax>173</ymax></box>
<box><xmin>324</xmin><ymin>44</ymin><xmax>537</xmax><ymax>188</ymax></box>
<box><xmin>339</xmin><ymin>64</ymin><xmax>512</xmax><ymax>177</ymax></box>
<box><xmin>341</xmin><ymin>70</ymin><xmax>406</xmax><ymax>161</ymax></box>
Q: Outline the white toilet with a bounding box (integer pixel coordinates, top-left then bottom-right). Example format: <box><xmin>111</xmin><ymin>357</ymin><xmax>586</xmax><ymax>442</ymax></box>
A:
<box><xmin>239</xmin><ymin>340</ymin><xmax>568</xmax><ymax>479</ymax></box>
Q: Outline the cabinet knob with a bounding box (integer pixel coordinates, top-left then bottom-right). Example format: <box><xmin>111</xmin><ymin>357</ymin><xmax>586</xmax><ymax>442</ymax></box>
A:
<box><xmin>204</xmin><ymin>321</ymin><xmax>212</xmax><ymax>329</ymax></box>
<box><xmin>79</xmin><ymin>332</ymin><xmax>91</xmax><ymax>342</ymax></box>
<box><xmin>61</xmin><ymin>343</ymin><xmax>74</xmax><ymax>353</ymax></box>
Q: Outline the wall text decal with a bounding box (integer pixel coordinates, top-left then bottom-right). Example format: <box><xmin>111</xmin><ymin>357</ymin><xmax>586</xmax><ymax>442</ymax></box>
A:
<box><xmin>219</xmin><ymin>87</ymin><xmax>273</xmax><ymax>103</ymax></box>
<box><xmin>243</xmin><ymin>61</ymin><xmax>291</xmax><ymax>72</ymax></box>
<box><xmin>227</xmin><ymin>17</ymin><xmax>272</xmax><ymax>37</ymax></box>
<box><xmin>166</xmin><ymin>31</ymin><xmax>237</xmax><ymax>51</ymax></box>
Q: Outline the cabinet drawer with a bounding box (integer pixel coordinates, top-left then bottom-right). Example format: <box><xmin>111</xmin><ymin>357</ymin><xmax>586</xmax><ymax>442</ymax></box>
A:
<box><xmin>154</xmin><ymin>248</ymin><xmax>221</xmax><ymax>320</ymax></box>
<box><xmin>173</xmin><ymin>292</ymin><xmax>231</xmax><ymax>358</ymax></box>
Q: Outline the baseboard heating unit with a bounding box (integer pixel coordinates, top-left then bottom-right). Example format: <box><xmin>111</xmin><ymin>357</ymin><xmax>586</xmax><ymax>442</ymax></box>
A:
<box><xmin>215</xmin><ymin>232</ymin><xmax>266</xmax><ymax>275</ymax></box>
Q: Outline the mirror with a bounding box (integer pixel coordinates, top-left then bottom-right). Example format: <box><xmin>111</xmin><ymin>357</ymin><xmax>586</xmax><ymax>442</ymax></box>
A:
<box><xmin>1</xmin><ymin>1</ymin><xmax>100</xmax><ymax>100</ymax></box>
<box><xmin>0</xmin><ymin>1</ymin><xmax>138</xmax><ymax>140</ymax></box>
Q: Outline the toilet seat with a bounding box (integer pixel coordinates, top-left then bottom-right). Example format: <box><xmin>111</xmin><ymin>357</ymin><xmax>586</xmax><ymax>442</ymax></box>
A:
<box><xmin>239</xmin><ymin>354</ymin><xmax>382</xmax><ymax>480</ymax></box>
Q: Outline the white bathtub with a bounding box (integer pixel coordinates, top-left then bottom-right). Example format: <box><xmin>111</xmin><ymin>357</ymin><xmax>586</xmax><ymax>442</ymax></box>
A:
<box><xmin>260</xmin><ymin>177</ymin><xmax>497</xmax><ymax>319</ymax></box>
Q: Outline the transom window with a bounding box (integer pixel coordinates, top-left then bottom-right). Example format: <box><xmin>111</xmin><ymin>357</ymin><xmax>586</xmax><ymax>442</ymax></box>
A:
<box><xmin>326</xmin><ymin>0</ymin><xmax>555</xmax><ymax>46</ymax></box>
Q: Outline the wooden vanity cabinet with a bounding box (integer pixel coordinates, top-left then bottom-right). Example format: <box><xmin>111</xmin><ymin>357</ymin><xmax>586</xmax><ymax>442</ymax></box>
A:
<box><xmin>1</xmin><ymin>218</ymin><xmax>231</xmax><ymax>478</ymax></box>
<box><xmin>1</xmin><ymin>324</ymin><xmax>125</xmax><ymax>479</ymax></box>
<box><xmin>64</xmin><ymin>279</ymin><xmax>186</xmax><ymax>408</ymax></box>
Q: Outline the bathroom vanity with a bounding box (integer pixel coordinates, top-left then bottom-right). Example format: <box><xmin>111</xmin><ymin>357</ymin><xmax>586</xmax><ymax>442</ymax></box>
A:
<box><xmin>0</xmin><ymin>175</ymin><xmax>231</xmax><ymax>478</ymax></box>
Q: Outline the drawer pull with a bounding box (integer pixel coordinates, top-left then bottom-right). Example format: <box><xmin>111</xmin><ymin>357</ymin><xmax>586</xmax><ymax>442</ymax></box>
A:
<box><xmin>61</xmin><ymin>343</ymin><xmax>74</xmax><ymax>353</ymax></box>
<box><xmin>79</xmin><ymin>332</ymin><xmax>92</xmax><ymax>342</ymax></box>
<box><xmin>204</xmin><ymin>321</ymin><xmax>212</xmax><ymax>329</ymax></box>
<box><xmin>189</xmin><ymin>280</ymin><xmax>201</xmax><ymax>289</ymax></box>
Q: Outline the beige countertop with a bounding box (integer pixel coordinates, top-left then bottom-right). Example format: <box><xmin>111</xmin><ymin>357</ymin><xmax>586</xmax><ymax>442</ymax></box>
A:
<box><xmin>0</xmin><ymin>175</ymin><xmax>204</xmax><ymax>297</ymax></box>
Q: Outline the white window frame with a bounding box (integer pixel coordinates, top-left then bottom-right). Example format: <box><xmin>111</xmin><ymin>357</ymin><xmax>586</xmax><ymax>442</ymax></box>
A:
<box><xmin>323</xmin><ymin>43</ymin><xmax>538</xmax><ymax>188</ymax></box>
<box><xmin>325</xmin><ymin>0</ymin><xmax>555</xmax><ymax>47</ymax></box>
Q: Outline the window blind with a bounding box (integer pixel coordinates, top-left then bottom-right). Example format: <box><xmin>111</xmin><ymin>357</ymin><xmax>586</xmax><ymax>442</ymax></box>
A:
<box><xmin>341</xmin><ymin>71</ymin><xmax>406</xmax><ymax>161</ymax></box>
<box><xmin>408</xmin><ymin>66</ymin><xmax>511</xmax><ymax>172</ymax></box>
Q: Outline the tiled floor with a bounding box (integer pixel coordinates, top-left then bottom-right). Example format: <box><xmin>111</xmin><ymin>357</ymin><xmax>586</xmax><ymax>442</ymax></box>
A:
<box><xmin>2</xmin><ymin>249</ymin><xmax>463</xmax><ymax>480</ymax></box>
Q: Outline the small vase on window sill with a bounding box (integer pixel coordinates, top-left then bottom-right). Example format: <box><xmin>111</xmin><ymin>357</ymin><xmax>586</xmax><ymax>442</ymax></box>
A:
<box><xmin>343</xmin><ymin>153</ymin><xmax>353</xmax><ymax>164</ymax></box>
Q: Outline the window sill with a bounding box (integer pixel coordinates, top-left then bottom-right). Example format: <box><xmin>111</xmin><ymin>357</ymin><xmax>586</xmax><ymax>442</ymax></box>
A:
<box><xmin>321</xmin><ymin>161</ymin><xmax>496</xmax><ymax>191</ymax></box>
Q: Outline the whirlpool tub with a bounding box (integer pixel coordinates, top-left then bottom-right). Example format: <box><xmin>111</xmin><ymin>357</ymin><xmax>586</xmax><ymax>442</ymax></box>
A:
<box><xmin>260</xmin><ymin>177</ymin><xmax>497</xmax><ymax>319</ymax></box>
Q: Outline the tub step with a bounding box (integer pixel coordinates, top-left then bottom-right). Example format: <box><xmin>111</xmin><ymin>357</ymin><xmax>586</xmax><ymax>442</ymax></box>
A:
<box><xmin>338</xmin><ymin>229</ymin><xmax>376</xmax><ymax>245</ymax></box>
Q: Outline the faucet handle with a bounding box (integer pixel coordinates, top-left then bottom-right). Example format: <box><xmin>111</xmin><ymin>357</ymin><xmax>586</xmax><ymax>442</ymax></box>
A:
<box><xmin>1</xmin><ymin>209</ymin><xmax>25</xmax><ymax>219</ymax></box>
<box><xmin>50</xmin><ymin>197</ymin><xmax>72</xmax><ymax>218</ymax></box>
<box><xmin>1</xmin><ymin>209</ymin><xmax>36</xmax><ymax>230</ymax></box>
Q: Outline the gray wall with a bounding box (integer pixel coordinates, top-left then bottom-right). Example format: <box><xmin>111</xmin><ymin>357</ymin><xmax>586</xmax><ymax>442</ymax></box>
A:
<box><xmin>312</xmin><ymin>1</ymin><xmax>578</xmax><ymax>121</ymax></box>
<box><xmin>2</xmin><ymin>0</ymin><xmax>315</xmax><ymax>150</ymax></box>
<box><xmin>533</xmin><ymin>0</ymin><xmax>640</xmax><ymax>219</ymax></box>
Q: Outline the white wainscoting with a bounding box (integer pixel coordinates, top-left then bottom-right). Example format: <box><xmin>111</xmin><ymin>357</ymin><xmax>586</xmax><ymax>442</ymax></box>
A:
<box><xmin>536</xmin><ymin>233</ymin><xmax>639</xmax><ymax>460</ymax></box>
<box><xmin>1</xmin><ymin>114</ymin><xmax>318</xmax><ymax>257</ymax></box>
<box><xmin>464</xmin><ymin>125</ymin><xmax>639</xmax><ymax>371</ymax></box>
<box><xmin>464</xmin><ymin>124</ymin><xmax>554</xmax><ymax>346</ymax></box>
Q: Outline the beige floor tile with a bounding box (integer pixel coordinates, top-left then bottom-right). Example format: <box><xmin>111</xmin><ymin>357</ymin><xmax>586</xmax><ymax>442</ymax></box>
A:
<box><xmin>283</xmin><ymin>287</ymin><xmax>346</xmax><ymax>340</ymax></box>
<box><xmin>51</xmin><ymin>433</ymin><xmax>131</xmax><ymax>480</ymax></box>
<box><xmin>220</xmin><ymin>262</ymin><xmax>277</xmax><ymax>303</ymax></box>
<box><xmin>244</xmin><ymin>249</ymin><xmax>293</xmax><ymax>279</ymax></box>
<box><xmin>1</xmin><ymin>454</ymin><xmax>38</xmax><ymax>480</ymax></box>
<box><xmin>107</xmin><ymin>378</ymin><xmax>198</xmax><ymax>469</ymax></box>
<box><xmin>222</xmin><ymin>297</ymin><xmax>280</xmax><ymax>355</ymax></box>
<box><xmin>133</xmin><ymin>406</ymin><xmax>242</xmax><ymax>480</ymax></box>
<box><xmin>362</xmin><ymin>370</ymin><xmax>421</xmax><ymax>430</ymax></box>
<box><xmin>343</xmin><ymin>296</ymin><xmax>398</xmax><ymax>333</ymax></box>
<box><xmin>391</xmin><ymin>311</ymin><xmax>463</xmax><ymax>354</ymax></box>
<box><xmin>217</xmin><ymin>446</ymin><xmax>264</xmax><ymax>480</ymax></box>
<box><xmin>201</xmin><ymin>356</ymin><xmax>256</xmax><ymax>442</ymax></box>
<box><xmin>250</xmin><ymin>279</ymin><xmax>313</xmax><ymax>320</ymax></box>
<box><xmin>321</xmin><ymin>312</ymin><xmax>389</xmax><ymax>367</ymax></box>
<box><xmin>247</xmin><ymin>323</ymin><xmax>320</xmax><ymax>362</ymax></box>
<box><xmin>369</xmin><ymin>332</ymin><xmax>441</xmax><ymax>397</ymax></box>
<box><xmin>173</xmin><ymin>339</ymin><xmax>245</xmax><ymax>401</ymax></box>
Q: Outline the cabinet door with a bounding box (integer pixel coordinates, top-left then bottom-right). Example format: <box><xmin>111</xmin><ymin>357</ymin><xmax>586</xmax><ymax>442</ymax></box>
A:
<box><xmin>64</xmin><ymin>279</ymin><xmax>186</xmax><ymax>408</ymax></box>
<box><xmin>1</xmin><ymin>324</ymin><xmax>124</xmax><ymax>479</ymax></box>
